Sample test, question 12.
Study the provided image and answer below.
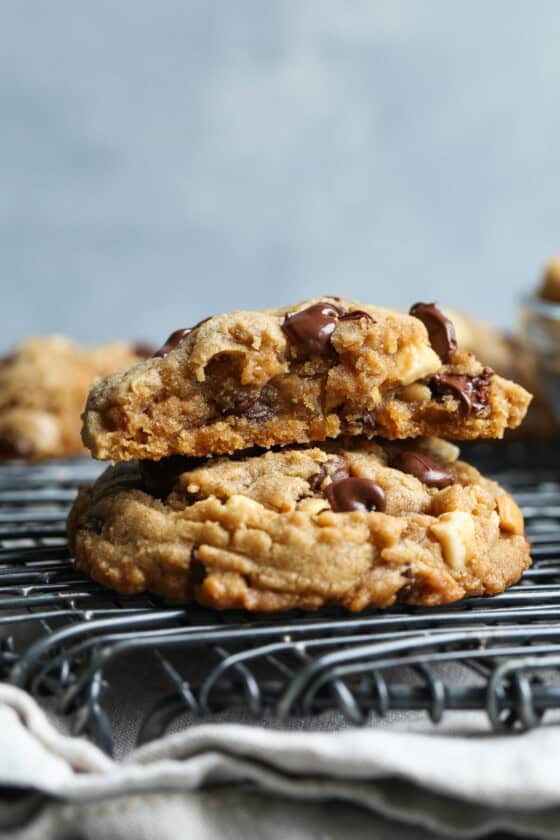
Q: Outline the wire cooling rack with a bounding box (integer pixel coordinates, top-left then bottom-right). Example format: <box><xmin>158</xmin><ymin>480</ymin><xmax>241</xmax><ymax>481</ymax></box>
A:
<box><xmin>2</xmin><ymin>442</ymin><xmax>560</xmax><ymax>755</ymax></box>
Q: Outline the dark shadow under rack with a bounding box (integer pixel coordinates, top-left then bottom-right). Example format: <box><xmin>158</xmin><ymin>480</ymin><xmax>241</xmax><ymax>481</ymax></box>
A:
<box><xmin>2</xmin><ymin>442</ymin><xmax>560</xmax><ymax>755</ymax></box>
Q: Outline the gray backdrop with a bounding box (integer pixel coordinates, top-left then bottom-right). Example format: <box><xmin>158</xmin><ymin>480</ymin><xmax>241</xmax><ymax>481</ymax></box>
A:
<box><xmin>2</xmin><ymin>0</ymin><xmax>560</xmax><ymax>348</ymax></box>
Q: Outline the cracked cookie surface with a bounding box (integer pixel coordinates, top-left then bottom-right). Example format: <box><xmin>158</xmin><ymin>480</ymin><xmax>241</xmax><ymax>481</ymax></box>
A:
<box><xmin>81</xmin><ymin>298</ymin><xmax>532</xmax><ymax>461</ymax></box>
<box><xmin>0</xmin><ymin>336</ymin><xmax>151</xmax><ymax>460</ymax></box>
<box><xmin>68</xmin><ymin>437</ymin><xmax>530</xmax><ymax>611</ymax></box>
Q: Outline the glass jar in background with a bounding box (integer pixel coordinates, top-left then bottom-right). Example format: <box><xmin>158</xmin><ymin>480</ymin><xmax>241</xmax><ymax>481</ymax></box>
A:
<box><xmin>520</xmin><ymin>261</ymin><xmax>560</xmax><ymax>423</ymax></box>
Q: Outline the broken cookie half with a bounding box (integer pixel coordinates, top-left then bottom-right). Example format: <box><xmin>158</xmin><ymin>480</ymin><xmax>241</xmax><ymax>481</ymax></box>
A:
<box><xmin>81</xmin><ymin>298</ymin><xmax>532</xmax><ymax>461</ymax></box>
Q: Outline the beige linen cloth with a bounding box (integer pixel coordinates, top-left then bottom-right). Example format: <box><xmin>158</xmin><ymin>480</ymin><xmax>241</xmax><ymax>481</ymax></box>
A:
<box><xmin>1</xmin><ymin>683</ymin><xmax>560</xmax><ymax>839</ymax></box>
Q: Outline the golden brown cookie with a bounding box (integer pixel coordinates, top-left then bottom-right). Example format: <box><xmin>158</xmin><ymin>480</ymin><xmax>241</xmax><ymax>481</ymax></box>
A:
<box><xmin>81</xmin><ymin>299</ymin><xmax>531</xmax><ymax>461</ymax></box>
<box><xmin>0</xmin><ymin>336</ymin><xmax>152</xmax><ymax>460</ymax></box>
<box><xmin>444</xmin><ymin>308</ymin><xmax>557</xmax><ymax>438</ymax></box>
<box><xmin>68</xmin><ymin>437</ymin><xmax>530</xmax><ymax>611</ymax></box>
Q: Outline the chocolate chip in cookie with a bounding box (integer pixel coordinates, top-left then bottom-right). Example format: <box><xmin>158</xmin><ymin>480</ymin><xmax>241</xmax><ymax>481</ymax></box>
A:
<box><xmin>282</xmin><ymin>302</ymin><xmax>343</xmax><ymax>355</ymax></box>
<box><xmin>429</xmin><ymin>369</ymin><xmax>492</xmax><ymax>417</ymax></box>
<box><xmin>392</xmin><ymin>451</ymin><xmax>454</xmax><ymax>488</ymax></box>
<box><xmin>153</xmin><ymin>328</ymin><xmax>191</xmax><ymax>358</ymax></box>
<box><xmin>326</xmin><ymin>477</ymin><xmax>386</xmax><ymax>513</ymax></box>
<box><xmin>409</xmin><ymin>302</ymin><xmax>457</xmax><ymax>363</ymax></box>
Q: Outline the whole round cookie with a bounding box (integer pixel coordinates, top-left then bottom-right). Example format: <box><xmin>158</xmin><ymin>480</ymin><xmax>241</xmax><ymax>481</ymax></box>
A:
<box><xmin>68</xmin><ymin>437</ymin><xmax>530</xmax><ymax>611</ymax></box>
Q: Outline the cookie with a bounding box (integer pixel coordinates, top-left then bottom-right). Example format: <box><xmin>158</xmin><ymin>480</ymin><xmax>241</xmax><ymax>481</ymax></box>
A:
<box><xmin>81</xmin><ymin>299</ymin><xmax>531</xmax><ymax>461</ymax></box>
<box><xmin>0</xmin><ymin>336</ymin><xmax>152</xmax><ymax>460</ymax></box>
<box><xmin>445</xmin><ymin>308</ymin><xmax>558</xmax><ymax>438</ymax></box>
<box><xmin>68</xmin><ymin>437</ymin><xmax>530</xmax><ymax>611</ymax></box>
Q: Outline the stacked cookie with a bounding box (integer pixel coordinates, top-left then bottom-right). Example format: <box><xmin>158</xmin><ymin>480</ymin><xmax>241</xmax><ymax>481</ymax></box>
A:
<box><xmin>68</xmin><ymin>298</ymin><xmax>532</xmax><ymax>611</ymax></box>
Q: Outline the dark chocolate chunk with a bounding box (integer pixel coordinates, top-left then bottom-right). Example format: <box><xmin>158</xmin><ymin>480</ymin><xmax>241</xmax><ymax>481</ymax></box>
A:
<box><xmin>139</xmin><ymin>455</ymin><xmax>200</xmax><ymax>498</ymax></box>
<box><xmin>339</xmin><ymin>310</ymin><xmax>375</xmax><ymax>324</ymax></box>
<box><xmin>392</xmin><ymin>451</ymin><xmax>454</xmax><ymax>489</ymax></box>
<box><xmin>310</xmin><ymin>457</ymin><xmax>350</xmax><ymax>492</ymax></box>
<box><xmin>361</xmin><ymin>411</ymin><xmax>376</xmax><ymax>435</ymax></box>
<box><xmin>153</xmin><ymin>316</ymin><xmax>212</xmax><ymax>358</ymax></box>
<box><xmin>188</xmin><ymin>550</ymin><xmax>207</xmax><ymax>598</ymax></box>
<box><xmin>192</xmin><ymin>315</ymin><xmax>212</xmax><ymax>330</ymax></box>
<box><xmin>153</xmin><ymin>328</ymin><xmax>191</xmax><ymax>358</ymax></box>
<box><xmin>409</xmin><ymin>302</ymin><xmax>457</xmax><ymax>363</ymax></box>
<box><xmin>241</xmin><ymin>402</ymin><xmax>272</xmax><ymax>423</ymax></box>
<box><xmin>282</xmin><ymin>302</ymin><xmax>342</xmax><ymax>355</ymax></box>
<box><xmin>225</xmin><ymin>396</ymin><xmax>272</xmax><ymax>423</ymax></box>
<box><xmin>309</xmin><ymin>463</ymin><xmax>328</xmax><ymax>492</ymax></box>
<box><xmin>326</xmin><ymin>477</ymin><xmax>386</xmax><ymax>513</ymax></box>
<box><xmin>429</xmin><ymin>368</ymin><xmax>492</xmax><ymax>417</ymax></box>
<box><xmin>190</xmin><ymin>552</ymin><xmax>207</xmax><ymax>585</ymax></box>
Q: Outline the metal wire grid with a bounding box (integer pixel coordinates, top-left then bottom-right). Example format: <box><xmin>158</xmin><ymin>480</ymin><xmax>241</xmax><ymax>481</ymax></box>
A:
<box><xmin>1</xmin><ymin>444</ymin><xmax>560</xmax><ymax>755</ymax></box>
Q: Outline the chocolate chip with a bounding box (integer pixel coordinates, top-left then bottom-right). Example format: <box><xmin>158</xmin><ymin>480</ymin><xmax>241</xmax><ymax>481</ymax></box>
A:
<box><xmin>282</xmin><ymin>302</ymin><xmax>343</xmax><ymax>355</ymax></box>
<box><xmin>429</xmin><ymin>369</ymin><xmax>492</xmax><ymax>417</ymax></box>
<box><xmin>409</xmin><ymin>302</ymin><xmax>457</xmax><ymax>363</ymax></box>
<box><xmin>190</xmin><ymin>552</ymin><xmax>207</xmax><ymax>585</ymax></box>
<box><xmin>309</xmin><ymin>463</ymin><xmax>328</xmax><ymax>492</ymax></box>
<box><xmin>192</xmin><ymin>315</ymin><xmax>213</xmax><ymax>330</ymax></box>
<box><xmin>224</xmin><ymin>397</ymin><xmax>272</xmax><ymax>424</ymax></box>
<box><xmin>339</xmin><ymin>310</ymin><xmax>375</xmax><ymax>324</ymax></box>
<box><xmin>133</xmin><ymin>343</ymin><xmax>156</xmax><ymax>359</ymax></box>
<box><xmin>241</xmin><ymin>402</ymin><xmax>272</xmax><ymax>423</ymax></box>
<box><xmin>310</xmin><ymin>457</ymin><xmax>350</xmax><ymax>492</ymax></box>
<box><xmin>392</xmin><ymin>451</ymin><xmax>454</xmax><ymax>489</ymax></box>
<box><xmin>139</xmin><ymin>455</ymin><xmax>199</xmax><ymax>498</ymax></box>
<box><xmin>153</xmin><ymin>328</ymin><xmax>191</xmax><ymax>358</ymax></box>
<box><xmin>153</xmin><ymin>317</ymin><xmax>213</xmax><ymax>358</ymax></box>
<box><xmin>326</xmin><ymin>477</ymin><xmax>386</xmax><ymax>513</ymax></box>
<box><xmin>361</xmin><ymin>412</ymin><xmax>376</xmax><ymax>435</ymax></box>
<box><xmin>187</xmin><ymin>550</ymin><xmax>207</xmax><ymax>599</ymax></box>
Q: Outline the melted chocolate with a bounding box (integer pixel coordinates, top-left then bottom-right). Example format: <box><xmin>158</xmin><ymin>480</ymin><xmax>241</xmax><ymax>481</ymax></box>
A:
<box><xmin>429</xmin><ymin>369</ymin><xmax>492</xmax><ymax>417</ymax></box>
<box><xmin>326</xmin><ymin>477</ymin><xmax>386</xmax><ymax>513</ymax></box>
<box><xmin>224</xmin><ymin>396</ymin><xmax>272</xmax><ymax>423</ymax></box>
<box><xmin>153</xmin><ymin>328</ymin><xmax>191</xmax><ymax>358</ymax></box>
<box><xmin>282</xmin><ymin>302</ymin><xmax>342</xmax><ymax>355</ymax></box>
<box><xmin>409</xmin><ymin>302</ymin><xmax>457</xmax><ymax>363</ymax></box>
<box><xmin>309</xmin><ymin>457</ymin><xmax>350</xmax><ymax>492</ymax></box>
<box><xmin>152</xmin><ymin>317</ymin><xmax>212</xmax><ymax>358</ymax></box>
<box><xmin>339</xmin><ymin>310</ymin><xmax>375</xmax><ymax>324</ymax></box>
<box><xmin>393</xmin><ymin>451</ymin><xmax>454</xmax><ymax>488</ymax></box>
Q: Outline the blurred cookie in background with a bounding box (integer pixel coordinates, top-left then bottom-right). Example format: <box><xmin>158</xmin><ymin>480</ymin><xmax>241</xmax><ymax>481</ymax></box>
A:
<box><xmin>537</xmin><ymin>256</ymin><xmax>560</xmax><ymax>303</ymax></box>
<box><xmin>0</xmin><ymin>337</ymin><xmax>152</xmax><ymax>460</ymax></box>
